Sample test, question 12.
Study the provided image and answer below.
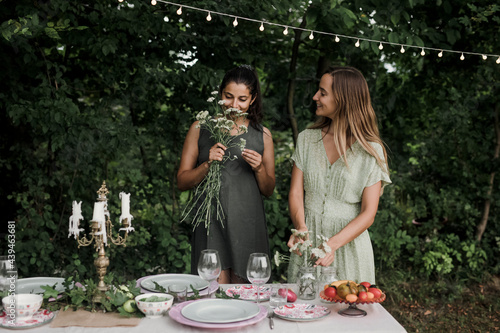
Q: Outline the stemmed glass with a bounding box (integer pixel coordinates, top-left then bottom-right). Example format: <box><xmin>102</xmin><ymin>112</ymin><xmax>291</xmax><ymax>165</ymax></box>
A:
<box><xmin>246</xmin><ymin>253</ymin><xmax>271</xmax><ymax>304</ymax></box>
<box><xmin>197</xmin><ymin>249</ymin><xmax>221</xmax><ymax>298</ymax></box>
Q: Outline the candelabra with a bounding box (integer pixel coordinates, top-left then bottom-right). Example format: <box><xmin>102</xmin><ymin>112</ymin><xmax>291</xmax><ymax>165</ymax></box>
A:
<box><xmin>68</xmin><ymin>181</ymin><xmax>134</xmax><ymax>301</ymax></box>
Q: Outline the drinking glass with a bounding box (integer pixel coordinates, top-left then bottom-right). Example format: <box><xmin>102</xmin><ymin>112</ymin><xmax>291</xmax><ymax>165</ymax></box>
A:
<box><xmin>197</xmin><ymin>249</ymin><xmax>221</xmax><ymax>298</ymax></box>
<box><xmin>246</xmin><ymin>253</ymin><xmax>271</xmax><ymax>304</ymax></box>
<box><xmin>269</xmin><ymin>284</ymin><xmax>287</xmax><ymax>308</ymax></box>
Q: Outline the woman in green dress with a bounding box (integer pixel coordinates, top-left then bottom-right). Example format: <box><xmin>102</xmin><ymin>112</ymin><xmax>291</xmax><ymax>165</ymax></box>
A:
<box><xmin>287</xmin><ymin>66</ymin><xmax>391</xmax><ymax>284</ymax></box>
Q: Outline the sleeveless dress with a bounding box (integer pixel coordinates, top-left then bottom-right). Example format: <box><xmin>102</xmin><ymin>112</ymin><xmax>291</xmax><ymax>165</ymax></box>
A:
<box><xmin>191</xmin><ymin>125</ymin><xmax>270</xmax><ymax>280</ymax></box>
<box><xmin>287</xmin><ymin>129</ymin><xmax>391</xmax><ymax>284</ymax></box>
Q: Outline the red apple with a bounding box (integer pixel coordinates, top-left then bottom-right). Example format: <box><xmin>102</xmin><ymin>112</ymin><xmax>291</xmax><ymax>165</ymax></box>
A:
<box><xmin>282</xmin><ymin>289</ymin><xmax>297</xmax><ymax>302</ymax></box>
<box><xmin>366</xmin><ymin>291</ymin><xmax>374</xmax><ymax>300</ymax></box>
<box><xmin>359</xmin><ymin>282</ymin><xmax>371</xmax><ymax>289</ymax></box>
<box><xmin>357</xmin><ymin>291</ymin><xmax>368</xmax><ymax>302</ymax></box>
<box><xmin>368</xmin><ymin>287</ymin><xmax>382</xmax><ymax>299</ymax></box>
<box><xmin>324</xmin><ymin>287</ymin><xmax>337</xmax><ymax>299</ymax></box>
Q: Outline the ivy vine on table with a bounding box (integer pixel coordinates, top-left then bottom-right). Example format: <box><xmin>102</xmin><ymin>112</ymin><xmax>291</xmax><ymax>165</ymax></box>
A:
<box><xmin>39</xmin><ymin>275</ymin><xmax>240</xmax><ymax>318</ymax></box>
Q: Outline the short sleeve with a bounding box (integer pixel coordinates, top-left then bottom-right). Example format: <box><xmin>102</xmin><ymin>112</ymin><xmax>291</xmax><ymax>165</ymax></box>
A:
<box><xmin>365</xmin><ymin>143</ymin><xmax>392</xmax><ymax>196</ymax></box>
<box><xmin>291</xmin><ymin>131</ymin><xmax>306</xmax><ymax>171</ymax></box>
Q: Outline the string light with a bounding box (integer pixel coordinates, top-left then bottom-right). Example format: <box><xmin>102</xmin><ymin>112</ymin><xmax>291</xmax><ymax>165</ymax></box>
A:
<box><xmin>145</xmin><ymin>0</ymin><xmax>500</xmax><ymax>64</ymax></box>
<box><xmin>118</xmin><ymin>0</ymin><xmax>124</xmax><ymax>2</ymax></box>
<box><xmin>378</xmin><ymin>43</ymin><xmax>383</xmax><ymax>50</ymax></box>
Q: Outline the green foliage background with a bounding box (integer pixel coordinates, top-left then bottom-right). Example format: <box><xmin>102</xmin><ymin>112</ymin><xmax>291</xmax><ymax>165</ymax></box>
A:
<box><xmin>1</xmin><ymin>0</ymin><xmax>499</xmax><ymax>283</ymax></box>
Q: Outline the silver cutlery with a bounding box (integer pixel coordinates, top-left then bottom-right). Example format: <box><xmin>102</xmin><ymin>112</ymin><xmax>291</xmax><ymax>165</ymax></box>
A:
<box><xmin>268</xmin><ymin>309</ymin><xmax>275</xmax><ymax>329</ymax></box>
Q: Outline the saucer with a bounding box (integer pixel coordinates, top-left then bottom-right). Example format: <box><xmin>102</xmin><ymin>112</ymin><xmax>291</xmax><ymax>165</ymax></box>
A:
<box><xmin>0</xmin><ymin>309</ymin><xmax>55</xmax><ymax>329</ymax></box>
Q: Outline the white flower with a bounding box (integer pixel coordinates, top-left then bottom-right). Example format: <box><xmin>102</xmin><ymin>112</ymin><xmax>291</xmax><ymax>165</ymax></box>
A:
<box><xmin>274</xmin><ymin>251</ymin><xmax>281</xmax><ymax>266</ymax></box>
<box><xmin>311</xmin><ymin>248</ymin><xmax>327</xmax><ymax>258</ymax></box>
<box><xmin>218</xmin><ymin>99</ymin><xmax>226</xmax><ymax>105</ymax></box>
<box><xmin>207</xmin><ymin>97</ymin><xmax>215</xmax><ymax>102</ymax></box>
<box><xmin>211</xmin><ymin>91</ymin><xmax>218</xmax><ymax>95</ymax></box>
<box><xmin>239</xmin><ymin>125</ymin><xmax>248</xmax><ymax>133</ymax></box>
<box><xmin>237</xmin><ymin>138</ymin><xmax>246</xmax><ymax>151</ymax></box>
<box><xmin>225</xmin><ymin>107</ymin><xmax>239</xmax><ymax>115</ymax></box>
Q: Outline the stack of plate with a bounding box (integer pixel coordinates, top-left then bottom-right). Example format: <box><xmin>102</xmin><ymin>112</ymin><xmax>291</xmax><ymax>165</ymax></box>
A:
<box><xmin>169</xmin><ymin>299</ymin><xmax>267</xmax><ymax>329</ymax></box>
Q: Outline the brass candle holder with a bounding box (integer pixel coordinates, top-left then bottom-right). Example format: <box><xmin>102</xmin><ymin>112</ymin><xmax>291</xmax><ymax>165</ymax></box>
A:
<box><xmin>72</xmin><ymin>181</ymin><xmax>133</xmax><ymax>301</ymax></box>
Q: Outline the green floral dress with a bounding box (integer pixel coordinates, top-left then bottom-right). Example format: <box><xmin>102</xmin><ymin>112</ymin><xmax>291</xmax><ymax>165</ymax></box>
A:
<box><xmin>287</xmin><ymin>129</ymin><xmax>391</xmax><ymax>284</ymax></box>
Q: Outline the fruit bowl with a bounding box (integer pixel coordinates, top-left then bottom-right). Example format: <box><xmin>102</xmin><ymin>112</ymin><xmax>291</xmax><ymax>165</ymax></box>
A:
<box><xmin>319</xmin><ymin>291</ymin><xmax>386</xmax><ymax>317</ymax></box>
<box><xmin>319</xmin><ymin>291</ymin><xmax>386</xmax><ymax>305</ymax></box>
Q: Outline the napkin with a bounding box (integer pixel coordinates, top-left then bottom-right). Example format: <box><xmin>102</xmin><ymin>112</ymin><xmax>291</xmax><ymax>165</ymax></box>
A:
<box><xmin>50</xmin><ymin>309</ymin><xmax>141</xmax><ymax>327</ymax></box>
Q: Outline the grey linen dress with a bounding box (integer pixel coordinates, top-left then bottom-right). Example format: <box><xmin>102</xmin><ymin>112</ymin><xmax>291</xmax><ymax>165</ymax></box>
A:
<box><xmin>287</xmin><ymin>129</ymin><xmax>391</xmax><ymax>284</ymax></box>
<box><xmin>191</xmin><ymin>125</ymin><xmax>270</xmax><ymax>280</ymax></box>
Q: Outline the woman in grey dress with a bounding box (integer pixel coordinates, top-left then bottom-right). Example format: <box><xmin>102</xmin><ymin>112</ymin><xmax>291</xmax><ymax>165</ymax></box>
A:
<box><xmin>287</xmin><ymin>66</ymin><xmax>391</xmax><ymax>284</ymax></box>
<box><xmin>178</xmin><ymin>66</ymin><xmax>275</xmax><ymax>283</ymax></box>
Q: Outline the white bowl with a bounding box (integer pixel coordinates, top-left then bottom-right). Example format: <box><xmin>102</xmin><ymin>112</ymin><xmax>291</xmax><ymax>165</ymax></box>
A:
<box><xmin>135</xmin><ymin>293</ymin><xmax>174</xmax><ymax>319</ymax></box>
<box><xmin>2</xmin><ymin>294</ymin><xmax>43</xmax><ymax>322</ymax></box>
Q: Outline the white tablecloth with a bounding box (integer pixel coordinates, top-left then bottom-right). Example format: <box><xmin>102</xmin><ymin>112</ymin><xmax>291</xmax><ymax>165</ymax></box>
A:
<box><xmin>8</xmin><ymin>284</ymin><xmax>407</xmax><ymax>333</ymax></box>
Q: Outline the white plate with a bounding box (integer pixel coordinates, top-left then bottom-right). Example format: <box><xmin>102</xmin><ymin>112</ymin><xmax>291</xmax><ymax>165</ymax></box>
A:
<box><xmin>140</xmin><ymin>274</ymin><xmax>209</xmax><ymax>293</ymax></box>
<box><xmin>274</xmin><ymin>303</ymin><xmax>331</xmax><ymax>321</ymax></box>
<box><xmin>16</xmin><ymin>277</ymin><xmax>69</xmax><ymax>294</ymax></box>
<box><xmin>181</xmin><ymin>299</ymin><xmax>260</xmax><ymax>323</ymax></box>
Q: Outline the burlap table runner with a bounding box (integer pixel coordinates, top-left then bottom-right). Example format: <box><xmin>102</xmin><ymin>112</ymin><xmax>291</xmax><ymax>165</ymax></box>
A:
<box><xmin>50</xmin><ymin>309</ymin><xmax>141</xmax><ymax>327</ymax></box>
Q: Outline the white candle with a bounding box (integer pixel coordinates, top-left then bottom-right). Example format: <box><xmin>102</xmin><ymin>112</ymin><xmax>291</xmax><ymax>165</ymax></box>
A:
<box><xmin>92</xmin><ymin>201</ymin><xmax>107</xmax><ymax>246</ymax></box>
<box><xmin>120</xmin><ymin>192</ymin><xmax>131</xmax><ymax>218</ymax></box>
<box><xmin>68</xmin><ymin>201</ymin><xmax>84</xmax><ymax>239</ymax></box>
<box><xmin>119</xmin><ymin>192</ymin><xmax>134</xmax><ymax>232</ymax></box>
<box><xmin>92</xmin><ymin>202</ymin><xmax>106</xmax><ymax>223</ymax></box>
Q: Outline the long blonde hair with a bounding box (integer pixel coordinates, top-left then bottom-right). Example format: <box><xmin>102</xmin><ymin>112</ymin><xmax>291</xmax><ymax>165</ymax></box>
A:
<box><xmin>310</xmin><ymin>66</ymin><xmax>389</xmax><ymax>173</ymax></box>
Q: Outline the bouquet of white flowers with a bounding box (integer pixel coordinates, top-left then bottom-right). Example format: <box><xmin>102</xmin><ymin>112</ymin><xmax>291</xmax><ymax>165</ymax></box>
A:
<box><xmin>180</xmin><ymin>91</ymin><xmax>248</xmax><ymax>233</ymax></box>
<box><xmin>274</xmin><ymin>229</ymin><xmax>332</xmax><ymax>268</ymax></box>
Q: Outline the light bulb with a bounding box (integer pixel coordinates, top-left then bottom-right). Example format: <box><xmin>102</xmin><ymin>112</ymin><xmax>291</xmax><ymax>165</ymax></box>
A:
<box><xmin>355</xmin><ymin>39</ymin><xmax>360</xmax><ymax>47</ymax></box>
<box><xmin>259</xmin><ymin>22</ymin><xmax>264</xmax><ymax>31</ymax></box>
<box><xmin>482</xmin><ymin>54</ymin><xmax>487</xmax><ymax>60</ymax></box>
<box><xmin>309</xmin><ymin>31</ymin><xmax>314</xmax><ymax>40</ymax></box>
<box><xmin>283</xmin><ymin>27</ymin><xmax>288</xmax><ymax>35</ymax></box>
<box><xmin>335</xmin><ymin>35</ymin><xmax>340</xmax><ymax>42</ymax></box>
<box><xmin>496</xmin><ymin>57</ymin><xmax>500</xmax><ymax>64</ymax></box>
<box><xmin>438</xmin><ymin>50</ymin><xmax>443</xmax><ymax>58</ymax></box>
<box><xmin>378</xmin><ymin>43</ymin><xmax>383</xmax><ymax>50</ymax></box>
<box><xmin>420</xmin><ymin>48</ymin><xmax>425</xmax><ymax>56</ymax></box>
<box><xmin>164</xmin><ymin>16</ymin><xmax>169</xmax><ymax>22</ymax></box>
<box><xmin>400</xmin><ymin>45</ymin><xmax>405</xmax><ymax>53</ymax></box>
<box><xmin>460</xmin><ymin>53</ymin><xmax>465</xmax><ymax>61</ymax></box>
<box><xmin>206</xmin><ymin>12</ymin><xmax>212</xmax><ymax>21</ymax></box>
<box><xmin>118</xmin><ymin>0</ymin><xmax>124</xmax><ymax>2</ymax></box>
<box><xmin>177</xmin><ymin>6</ymin><xmax>182</xmax><ymax>15</ymax></box>
<box><xmin>233</xmin><ymin>18</ymin><xmax>238</xmax><ymax>27</ymax></box>
<box><xmin>151</xmin><ymin>0</ymin><xmax>156</xmax><ymax>5</ymax></box>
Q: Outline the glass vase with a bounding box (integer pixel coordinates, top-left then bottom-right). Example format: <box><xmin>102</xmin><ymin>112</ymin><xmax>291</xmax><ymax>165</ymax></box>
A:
<box><xmin>318</xmin><ymin>266</ymin><xmax>338</xmax><ymax>302</ymax></box>
<box><xmin>297</xmin><ymin>266</ymin><xmax>318</xmax><ymax>300</ymax></box>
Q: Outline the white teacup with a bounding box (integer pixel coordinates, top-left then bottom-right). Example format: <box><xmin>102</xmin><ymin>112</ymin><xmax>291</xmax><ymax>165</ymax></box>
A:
<box><xmin>2</xmin><ymin>294</ymin><xmax>43</xmax><ymax>322</ymax></box>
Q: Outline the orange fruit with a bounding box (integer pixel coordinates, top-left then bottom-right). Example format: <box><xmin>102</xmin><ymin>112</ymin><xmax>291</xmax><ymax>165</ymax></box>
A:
<box><xmin>345</xmin><ymin>294</ymin><xmax>358</xmax><ymax>303</ymax></box>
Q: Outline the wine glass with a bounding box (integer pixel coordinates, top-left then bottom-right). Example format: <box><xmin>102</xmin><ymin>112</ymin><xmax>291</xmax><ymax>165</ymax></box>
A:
<box><xmin>246</xmin><ymin>253</ymin><xmax>271</xmax><ymax>304</ymax></box>
<box><xmin>197</xmin><ymin>249</ymin><xmax>221</xmax><ymax>298</ymax></box>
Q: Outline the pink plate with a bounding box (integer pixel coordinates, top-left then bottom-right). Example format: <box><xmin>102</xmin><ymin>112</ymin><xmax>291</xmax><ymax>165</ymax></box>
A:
<box><xmin>225</xmin><ymin>285</ymin><xmax>271</xmax><ymax>301</ymax></box>
<box><xmin>169</xmin><ymin>300</ymin><xmax>267</xmax><ymax>329</ymax></box>
<box><xmin>0</xmin><ymin>309</ymin><xmax>55</xmax><ymax>329</ymax></box>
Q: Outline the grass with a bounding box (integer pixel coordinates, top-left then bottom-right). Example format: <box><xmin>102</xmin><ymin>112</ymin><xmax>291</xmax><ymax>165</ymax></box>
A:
<box><xmin>378</xmin><ymin>271</ymin><xmax>500</xmax><ymax>333</ymax></box>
